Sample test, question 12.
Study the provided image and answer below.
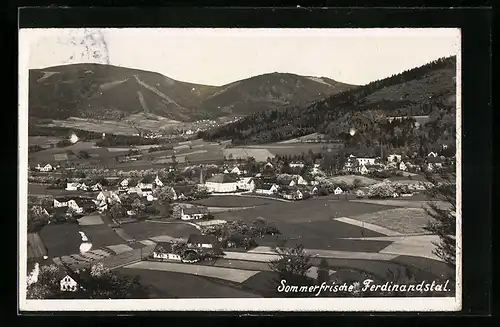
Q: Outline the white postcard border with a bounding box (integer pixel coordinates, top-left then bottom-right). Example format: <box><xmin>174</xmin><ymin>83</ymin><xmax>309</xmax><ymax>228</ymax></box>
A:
<box><xmin>18</xmin><ymin>28</ymin><xmax>462</xmax><ymax>312</ymax></box>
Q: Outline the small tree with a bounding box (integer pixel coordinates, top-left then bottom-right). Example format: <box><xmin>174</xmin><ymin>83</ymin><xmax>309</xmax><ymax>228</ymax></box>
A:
<box><xmin>316</xmin><ymin>258</ymin><xmax>330</xmax><ymax>284</ymax></box>
<box><xmin>108</xmin><ymin>204</ymin><xmax>125</xmax><ymax>221</ymax></box>
<box><xmin>131</xmin><ymin>198</ymin><xmax>146</xmax><ymax>214</ymax></box>
<box><xmin>269</xmin><ymin>241</ymin><xmax>313</xmax><ymax>280</ymax></box>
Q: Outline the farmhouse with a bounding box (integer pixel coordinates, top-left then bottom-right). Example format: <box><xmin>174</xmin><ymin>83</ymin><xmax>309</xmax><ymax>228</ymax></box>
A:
<box><xmin>172</xmin><ymin>186</ymin><xmax>192</xmax><ymax>201</ymax></box>
<box><xmin>229</xmin><ymin>166</ymin><xmax>245</xmax><ymax>175</ymax></box>
<box><xmin>277</xmin><ymin>174</ymin><xmax>308</xmax><ymax>187</ymax></box>
<box><xmin>187</xmin><ymin>234</ymin><xmax>218</xmax><ymax>249</ymax></box>
<box><xmin>60</xmin><ymin>274</ymin><xmax>79</xmax><ymax>292</ymax></box>
<box><xmin>66</xmin><ymin>182</ymin><xmax>81</xmax><ymax>191</ymax></box>
<box><xmin>264</xmin><ymin>162</ymin><xmax>274</xmax><ymax>169</ymax></box>
<box><xmin>282</xmin><ymin>189</ymin><xmax>304</xmax><ymax>200</ymax></box>
<box><xmin>289</xmin><ymin>162</ymin><xmax>305</xmax><ymax>168</ymax></box>
<box><xmin>255</xmin><ymin>183</ymin><xmax>279</xmax><ymax>195</ymax></box>
<box><xmin>90</xmin><ymin>183</ymin><xmax>103</xmax><ymax>191</ymax></box>
<box><xmin>153</xmin><ymin>175</ymin><xmax>164</xmax><ymax>188</ymax></box>
<box><xmin>204</xmin><ymin>174</ymin><xmax>239</xmax><ymax>193</ymax></box>
<box><xmin>79</xmin><ymin>183</ymin><xmax>89</xmax><ymax>191</ymax></box>
<box><xmin>180</xmin><ymin>206</ymin><xmax>209</xmax><ymax>220</ymax></box>
<box><xmin>399</xmin><ymin>161</ymin><xmax>408</xmax><ymax>171</ymax></box>
<box><xmin>237</xmin><ymin>177</ymin><xmax>256</xmax><ymax>191</ymax></box>
<box><xmin>137</xmin><ymin>180</ymin><xmax>154</xmax><ymax>191</ymax></box>
<box><xmin>334</xmin><ymin>187</ymin><xmax>344</xmax><ymax>195</ymax></box>
<box><xmin>96</xmin><ymin>191</ymin><xmax>121</xmax><ymax>204</ymax></box>
<box><xmin>309</xmin><ymin>186</ymin><xmax>319</xmax><ymax>195</ymax></box>
<box><xmin>119</xmin><ymin>178</ymin><xmax>129</xmax><ymax>188</ymax></box>
<box><xmin>387</xmin><ymin>154</ymin><xmax>402</xmax><ymax>163</ymax></box>
<box><xmin>38</xmin><ymin>164</ymin><xmax>55</xmax><ymax>172</ymax></box>
<box><xmin>426</xmin><ymin>157</ymin><xmax>444</xmax><ymax>171</ymax></box>
<box><xmin>356</xmin><ymin>157</ymin><xmax>377</xmax><ymax>166</ymax></box>
<box><xmin>150</xmin><ymin>242</ymin><xmax>182</xmax><ymax>262</ymax></box>
<box><xmin>359</xmin><ymin>165</ymin><xmax>369</xmax><ymax>175</ymax></box>
<box><xmin>428</xmin><ymin>152</ymin><xmax>438</xmax><ymax>158</ymax></box>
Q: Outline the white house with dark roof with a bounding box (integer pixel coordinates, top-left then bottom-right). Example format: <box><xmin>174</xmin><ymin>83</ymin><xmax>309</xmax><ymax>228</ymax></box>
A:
<box><xmin>255</xmin><ymin>183</ymin><xmax>279</xmax><ymax>195</ymax></box>
<box><xmin>237</xmin><ymin>177</ymin><xmax>256</xmax><ymax>191</ymax></box>
<box><xmin>399</xmin><ymin>161</ymin><xmax>408</xmax><ymax>171</ymax></box>
<box><xmin>187</xmin><ymin>234</ymin><xmax>218</xmax><ymax>249</ymax></box>
<box><xmin>150</xmin><ymin>242</ymin><xmax>182</xmax><ymax>262</ymax></box>
<box><xmin>180</xmin><ymin>206</ymin><xmax>209</xmax><ymax>220</ymax></box>
<box><xmin>60</xmin><ymin>275</ymin><xmax>78</xmax><ymax>292</ymax></box>
<box><xmin>153</xmin><ymin>175</ymin><xmax>164</xmax><ymax>188</ymax></box>
<box><xmin>204</xmin><ymin>174</ymin><xmax>239</xmax><ymax>193</ymax></box>
<box><xmin>387</xmin><ymin>154</ymin><xmax>402</xmax><ymax>163</ymax></box>
<box><xmin>66</xmin><ymin>182</ymin><xmax>81</xmax><ymax>191</ymax></box>
<box><xmin>334</xmin><ymin>187</ymin><xmax>344</xmax><ymax>195</ymax></box>
<box><xmin>39</xmin><ymin>164</ymin><xmax>54</xmax><ymax>172</ymax></box>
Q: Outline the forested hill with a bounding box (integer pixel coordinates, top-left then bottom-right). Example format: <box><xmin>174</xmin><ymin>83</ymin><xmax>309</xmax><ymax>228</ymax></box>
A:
<box><xmin>199</xmin><ymin>56</ymin><xmax>457</xmax><ymax>150</ymax></box>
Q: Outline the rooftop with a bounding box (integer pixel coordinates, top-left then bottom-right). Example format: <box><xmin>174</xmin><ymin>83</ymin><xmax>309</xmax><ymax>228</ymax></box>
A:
<box><xmin>206</xmin><ymin>174</ymin><xmax>238</xmax><ymax>183</ymax></box>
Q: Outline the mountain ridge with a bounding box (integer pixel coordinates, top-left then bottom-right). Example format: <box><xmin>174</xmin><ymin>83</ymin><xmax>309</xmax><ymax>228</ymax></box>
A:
<box><xmin>28</xmin><ymin>63</ymin><xmax>356</xmax><ymax>122</ymax></box>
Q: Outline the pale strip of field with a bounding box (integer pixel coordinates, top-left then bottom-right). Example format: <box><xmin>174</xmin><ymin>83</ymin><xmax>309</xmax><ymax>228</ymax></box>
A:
<box><xmin>334</xmin><ymin>217</ymin><xmax>403</xmax><ymax>236</ymax></box>
<box><xmin>105</xmin><ymin>244</ymin><xmax>134</xmax><ymax>254</ymax></box>
<box><xmin>245</xmin><ymin>246</ymin><xmax>399</xmax><ymax>261</ymax></box>
<box><xmin>124</xmin><ymin>261</ymin><xmax>260</xmax><ymax>283</ymax></box>
<box><xmin>91</xmin><ymin>249</ymin><xmax>111</xmax><ymax>257</ymax></box>
<box><xmin>223</xmin><ymin>148</ymin><xmax>274</xmax><ymax>162</ymax></box>
<box><xmin>207</xmin><ymin>206</ymin><xmax>256</xmax><ymax>213</ymax></box>
<box><xmin>149</xmin><ymin>235</ymin><xmax>187</xmax><ymax>243</ymax></box>
<box><xmin>77</xmin><ymin>215</ymin><xmax>104</xmax><ymax>226</ymax></box>
<box><xmin>27</xmin><ymin>233</ymin><xmax>47</xmax><ymax>259</ymax></box>
<box><xmin>107</xmin><ymin>147</ymin><xmax>134</xmax><ymax>152</ymax></box>
<box><xmin>139</xmin><ymin>239</ymin><xmax>157</xmax><ymax>246</ymax></box>
<box><xmin>351</xmin><ymin>199</ymin><xmax>451</xmax><ymax>210</ymax></box>
<box><xmin>348</xmin><ymin>208</ymin><xmax>434</xmax><ymax>235</ymax></box>
<box><xmin>196</xmin><ymin>220</ymin><xmax>227</xmax><ymax>226</ymax></box>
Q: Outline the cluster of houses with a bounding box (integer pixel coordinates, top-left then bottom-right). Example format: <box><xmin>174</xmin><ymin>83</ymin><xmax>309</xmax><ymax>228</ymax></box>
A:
<box><xmin>343</xmin><ymin>151</ymin><xmax>446</xmax><ymax>175</ymax></box>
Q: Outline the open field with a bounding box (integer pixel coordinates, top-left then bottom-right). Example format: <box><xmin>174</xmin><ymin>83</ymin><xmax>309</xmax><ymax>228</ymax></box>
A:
<box><xmin>39</xmin><ymin>223</ymin><xmax>83</xmax><ymax>258</ymax></box>
<box><xmin>120</xmin><ymin>221</ymin><xmax>201</xmax><ymax>240</ymax></box>
<box><xmin>125</xmin><ymin>261</ymin><xmax>260</xmax><ymax>283</ymax></box>
<box><xmin>349</xmin><ymin>208</ymin><xmax>433</xmax><ymax>235</ymax></box>
<box><xmin>28</xmin><ymin>183</ymin><xmax>95</xmax><ymax>197</ymax></box>
<box><xmin>351</xmin><ymin>199</ymin><xmax>450</xmax><ymax>210</ymax></box>
<box><xmin>45</xmin><ymin>119</ymin><xmax>140</xmax><ymax>135</ymax></box>
<box><xmin>223</xmin><ymin>148</ymin><xmax>275</xmax><ymax>162</ymax></box>
<box><xmin>117</xmin><ymin>268</ymin><xmax>260</xmax><ymax>298</ymax></box>
<box><xmin>28</xmin><ymin>136</ymin><xmax>63</xmax><ymax>146</ymax></box>
<box><xmin>27</xmin><ymin>233</ymin><xmax>47</xmax><ymax>260</ymax></box>
<box><xmin>215</xmin><ymin>200</ymin><xmax>396</xmax><ymax>251</ymax></box>
<box><xmin>77</xmin><ymin>215</ymin><xmax>104</xmax><ymax>226</ymax></box>
<box><xmin>240</xmin><ymin>143</ymin><xmax>332</xmax><ymax>156</ymax></box>
<box><xmin>191</xmin><ymin>195</ymin><xmax>274</xmax><ymax>207</ymax></box>
<box><xmin>327</xmin><ymin>175</ymin><xmax>379</xmax><ymax>186</ymax></box>
<box><xmin>79</xmin><ymin>225</ymin><xmax>125</xmax><ymax>248</ymax></box>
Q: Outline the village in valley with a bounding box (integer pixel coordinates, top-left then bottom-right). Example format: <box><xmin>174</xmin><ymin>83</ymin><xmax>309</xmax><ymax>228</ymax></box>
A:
<box><xmin>23</xmin><ymin>28</ymin><xmax>459</xmax><ymax>300</ymax></box>
<box><xmin>26</xmin><ymin>131</ymin><xmax>456</xmax><ymax>298</ymax></box>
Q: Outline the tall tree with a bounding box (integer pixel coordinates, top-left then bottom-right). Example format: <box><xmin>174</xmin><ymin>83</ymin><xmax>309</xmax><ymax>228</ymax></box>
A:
<box><xmin>423</xmin><ymin>167</ymin><xmax>457</xmax><ymax>270</ymax></box>
<box><xmin>316</xmin><ymin>258</ymin><xmax>330</xmax><ymax>284</ymax></box>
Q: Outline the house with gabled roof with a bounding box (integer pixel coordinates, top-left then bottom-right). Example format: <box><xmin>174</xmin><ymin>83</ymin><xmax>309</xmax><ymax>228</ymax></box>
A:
<box><xmin>237</xmin><ymin>177</ymin><xmax>256</xmax><ymax>191</ymax></box>
<box><xmin>90</xmin><ymin>183</ymin><xmax>103</xmax><ymax>192</ymax></box>
<box><xmin>187</xmin><ymin>234</ymin><xmax>219</xmax><ymax>249</ymax></box>
<box><xmin>334</xmin><ymin>187</ymin><xmax>344</xmax><ymax>195</ymax></box>
<box><xmin>255</xmin><ymin>183</ymin><xmax>279</xmax><ymax>195</ymax></box>
<box><xmin>96</xmin><ymin>191</ymin><xmax>121</xmax><ymax>204</ymax></box>
<box><xmin>150</xmin><ymin>242</ymin><xmax>182</xmax><ymax>262</ymax></box>
<box><xmin>66</xmin><ymin>182</ymin><xmax>81</xmax><ymax>191</ymax></box>
<box><xmin>180</xmin><ymin>206</ymin><xmax>209</xmax><ymax>220</ymax></box>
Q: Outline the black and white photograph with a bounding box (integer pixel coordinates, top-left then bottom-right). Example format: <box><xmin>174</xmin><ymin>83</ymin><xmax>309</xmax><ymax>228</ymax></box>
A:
<box><xmin>18</xmin><ymin>27</ymin><xmax>461</xmax><ymax>311</ymax></box>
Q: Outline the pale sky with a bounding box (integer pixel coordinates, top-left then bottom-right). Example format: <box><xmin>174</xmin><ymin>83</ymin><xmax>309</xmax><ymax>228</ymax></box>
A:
<box><xmin>21</xmin><ymin>28</ymin><xmax>460</xmax><ymax>86</ymax></box>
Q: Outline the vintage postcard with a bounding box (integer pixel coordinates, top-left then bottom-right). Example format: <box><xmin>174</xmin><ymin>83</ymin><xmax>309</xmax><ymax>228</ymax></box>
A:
<box><xmin>18</xmin><ymin>28</ymin><xmax>461</xmax><ymax>312</ymax></box>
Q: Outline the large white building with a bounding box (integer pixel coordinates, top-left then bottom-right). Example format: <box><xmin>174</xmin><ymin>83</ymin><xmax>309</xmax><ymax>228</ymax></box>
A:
<box><xmin>204</xmin><ymin>174</ymin><xmax>239</xmax><ymax>193</ymax></box>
